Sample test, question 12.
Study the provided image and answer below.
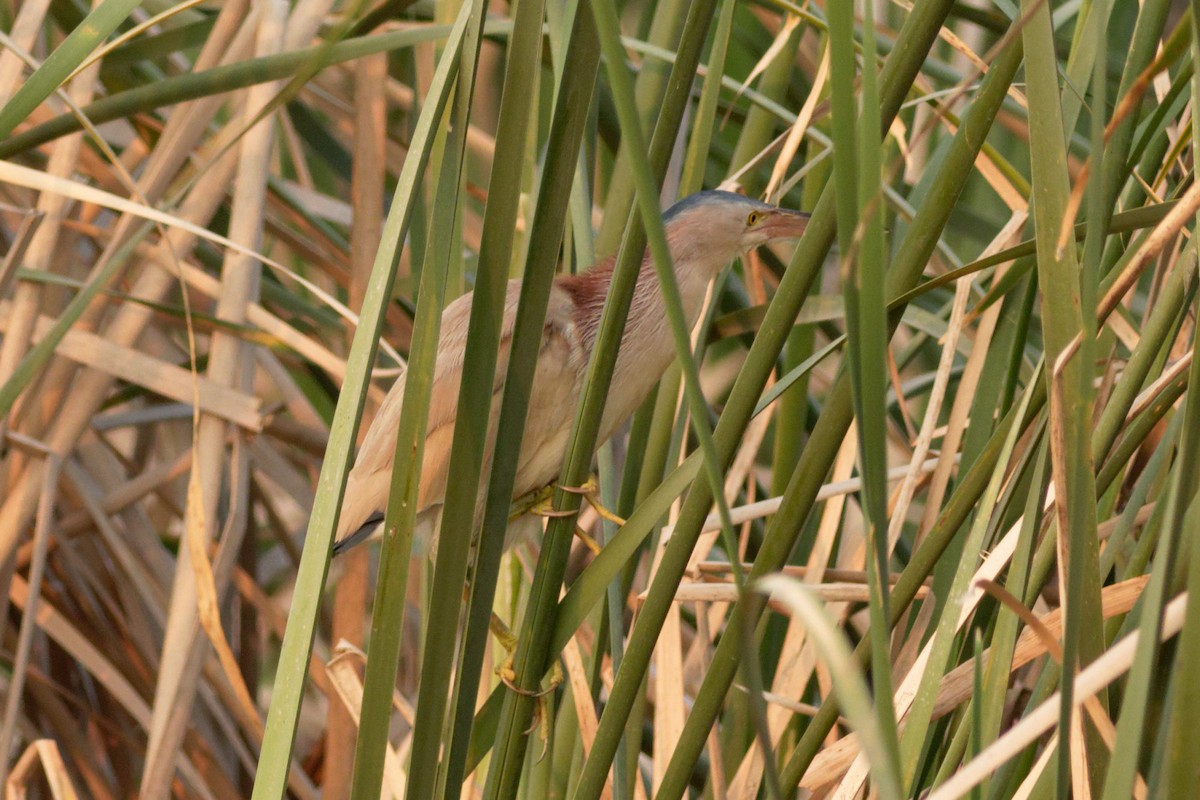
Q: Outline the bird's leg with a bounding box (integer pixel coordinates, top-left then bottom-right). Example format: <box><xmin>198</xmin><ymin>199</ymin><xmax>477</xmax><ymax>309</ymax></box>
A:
<box><xmin>489</xmin><ymin>612</ymin><xmax>561</xmax><ymax>758</ymax></box>
<box><xmin>571</xmin><ymin>525</ymin><xmax>603</xmax><ymax>556</ymax></box>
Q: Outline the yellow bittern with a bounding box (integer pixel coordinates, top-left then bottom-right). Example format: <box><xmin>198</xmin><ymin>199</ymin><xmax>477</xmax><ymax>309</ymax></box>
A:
<box><xmin>334</xmin><ymin>190</ymin><xmax>809</xmax><ymax>553</ymax></box>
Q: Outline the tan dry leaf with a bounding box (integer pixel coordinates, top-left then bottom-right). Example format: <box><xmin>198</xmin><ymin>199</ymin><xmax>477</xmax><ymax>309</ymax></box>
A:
<box><xmin>325</xmin><ymin>647</ymin><xmax>408</xmax><ymax>798</ymax></box>
<box><xmin>6</xmin><ymin>739</ymin><xmax>81</xmax><ymax>800</ymax></box>
<box><xmin>562</xmin><ymin>639</ymin><xmax>613</xmax><ymax>800</ymax></box>
<box><xmin>0</xmin><ymin>301</ymin><xmax>262</xmax><ymax>430</ymax></box>
<box><xmin>184</xmin><ymin>465</ymin><xmax>263</xmax><ymax>738</ymax></box>
<box><xmin>765</xmin><ymin>38</ymin><xmax>830</xmax><ymax>200</ymax></box>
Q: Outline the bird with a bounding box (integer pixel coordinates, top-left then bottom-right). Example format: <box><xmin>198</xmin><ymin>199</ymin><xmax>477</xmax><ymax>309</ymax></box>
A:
<box><xmin>333</xmin><ymin>190</ymin><xmax>810</xmax><ymax>554</ymax></box>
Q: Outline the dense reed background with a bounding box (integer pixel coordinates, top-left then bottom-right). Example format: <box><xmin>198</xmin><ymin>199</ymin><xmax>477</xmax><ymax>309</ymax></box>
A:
<box><xmin>0</xmin><ymin>0</ymin><xmax>1197</xmax><ymax>797</ymax></box>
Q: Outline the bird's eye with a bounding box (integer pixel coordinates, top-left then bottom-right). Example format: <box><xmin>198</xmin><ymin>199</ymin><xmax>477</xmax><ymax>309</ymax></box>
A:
<box><xmin>746</xmin><ymin>210</ymin><xmax>761</xmax><ymax>226</ymax></box>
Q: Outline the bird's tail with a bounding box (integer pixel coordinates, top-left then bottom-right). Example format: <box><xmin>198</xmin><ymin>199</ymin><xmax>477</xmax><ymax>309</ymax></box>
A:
<box><xmin>332</xmin><ymin>512</ymin><xmax>384</xmax><ymax>556</ymax></box>
<box><xmin>333</xmin><ymin>464</ymin><xmax>387</xmax><ymax>554</ymax></box>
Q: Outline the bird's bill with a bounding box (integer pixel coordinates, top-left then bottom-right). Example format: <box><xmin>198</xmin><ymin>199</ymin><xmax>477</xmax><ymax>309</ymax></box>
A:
<box><xmin>762</xmin><ymin>208</ymin><xmax>811</xmax><ymax>239</ymax></box>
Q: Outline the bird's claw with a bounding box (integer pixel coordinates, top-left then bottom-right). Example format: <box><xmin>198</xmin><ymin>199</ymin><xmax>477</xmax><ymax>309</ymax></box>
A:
<box><xmin>498</xmin><ymin>669</ymin><xmax>559</xmax><ymax>698</ymax></box>
<box><xmin>532</xmin><ymin>507</ymin><xmax>577</xmax><ymax>519</ymax></box>
<box><xmin>534</xmin><ymin>685</ymin><xmax>555</xmax><ymax>758</ymax></box>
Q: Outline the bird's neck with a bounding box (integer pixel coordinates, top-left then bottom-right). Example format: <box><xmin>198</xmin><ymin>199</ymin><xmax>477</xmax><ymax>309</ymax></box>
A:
<box><xmin>556</xmin><ymin>249</ymin><xmax>717</xmax><ymax>443</ymax></box>
<box><xmin>562</xmin><ymin>251</ymin><xmax>712</xmax><ymax>347</ymax></box>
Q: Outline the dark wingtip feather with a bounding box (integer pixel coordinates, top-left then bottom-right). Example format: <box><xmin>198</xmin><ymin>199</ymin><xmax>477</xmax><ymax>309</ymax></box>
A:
<box><xmin>332</xmin><ymin>511</ymin><xmax>384</xmax><ymax>556</ymax></box>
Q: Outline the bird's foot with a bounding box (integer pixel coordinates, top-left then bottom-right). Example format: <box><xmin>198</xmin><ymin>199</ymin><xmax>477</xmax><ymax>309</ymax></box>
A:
<box><xmin>490</xmin><ymin>612</ymin><xmax>560</xmax><ymax>759</ymax></box>
<box><xmin>515</xmin><ymin>478</ymin><xmax>626</xmax><ymax>527</ymax></box>
<box><xmin>514</xmin><ymin>479</ymin><xmax>619</xmax><ymax>555</ymax></box>
<box><xmin>557</xmin><ymin>477</ymin><xmax>627</xmax><ymax>527</ymax></box>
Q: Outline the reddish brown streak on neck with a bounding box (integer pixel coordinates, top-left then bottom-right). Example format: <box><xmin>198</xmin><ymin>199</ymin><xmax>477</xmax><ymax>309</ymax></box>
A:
<box><xmin>554</xmin><ymin>253</ymin><xmax>652</xmax><ymax>345</ymax></box>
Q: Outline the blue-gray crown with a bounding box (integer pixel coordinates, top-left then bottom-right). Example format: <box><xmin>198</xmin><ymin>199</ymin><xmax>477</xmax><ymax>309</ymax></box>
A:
<box><xmin>662</xmin><ymin>190</ymin><xmax>773</xmax><ymax>222</ymax></box>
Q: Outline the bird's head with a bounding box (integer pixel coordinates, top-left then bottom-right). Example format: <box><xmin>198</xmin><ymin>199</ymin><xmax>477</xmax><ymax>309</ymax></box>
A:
<box><xmin>662</xmin><ymin>190</ymin><xmax>810</xmax><ymax>278</ymax></box>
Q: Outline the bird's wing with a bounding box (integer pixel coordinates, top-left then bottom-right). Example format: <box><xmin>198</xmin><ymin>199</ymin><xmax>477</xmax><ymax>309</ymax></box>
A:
<box><xmin>336</xmin><ymin>359</ymin><xmax>406</xmax><ymax>542</ymax></box>
<box><xmin>510</xmin><ymin>283</ymin><xmax>589</xmax><ymax>496</ymax></box>
<box><xmin>409</xmin><ymin>279</ymin><xmax>588</xmax><ymax>508</ymax></box>
<box><xmin>415</xmin><ymin>283</ymin><xmax>522</xmax><ymax>508</ymax></box>
<box><xmin>336</xmin><ymin>279</ymin><xmax>587</xmax><ymax>545</ymax></box>
<box><xmin>336</xmin><ymin>286</ymin><xmax>509</xmax><ymax>542</ymax></box>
